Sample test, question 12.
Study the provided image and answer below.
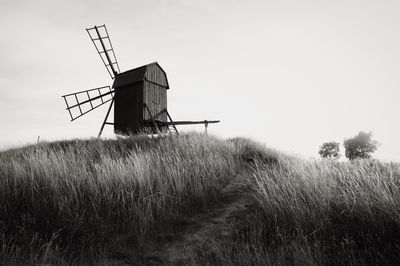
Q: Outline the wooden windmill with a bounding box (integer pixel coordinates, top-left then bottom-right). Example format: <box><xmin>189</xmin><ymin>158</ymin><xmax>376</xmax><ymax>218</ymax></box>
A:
<box><xmin>62</xmin><ymin>25</ymin><xmax>219</xmax><ymax>137</ymax></box>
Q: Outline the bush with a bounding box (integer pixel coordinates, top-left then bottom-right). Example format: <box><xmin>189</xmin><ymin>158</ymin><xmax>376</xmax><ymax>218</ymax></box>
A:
<box><xmin>344</xmin><ymin>131</ymin><xmax>378</xmax><ymax>160</ymax></box>
<box><xmin>318</xmin><ymin>141</ymin><xmax>340</xmax><ymax>159</ymax></box>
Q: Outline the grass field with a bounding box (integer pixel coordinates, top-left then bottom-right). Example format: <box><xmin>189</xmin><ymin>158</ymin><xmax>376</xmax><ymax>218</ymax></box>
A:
<box><xmin>0</xmin><ymin>133</ymin><xmax>399</xmax><ymax>265</ymax></box>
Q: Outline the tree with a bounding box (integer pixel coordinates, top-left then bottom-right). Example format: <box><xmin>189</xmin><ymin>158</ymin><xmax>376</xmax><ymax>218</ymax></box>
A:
<box><xmin>343</xmin><ymin>131</ymin><xmax>378</xmax><ymax>160</ymax></box>
<box><xmin>319</xmin><ymin>141</ymin><xmax>340</xmax><ymax>159</ymax></box>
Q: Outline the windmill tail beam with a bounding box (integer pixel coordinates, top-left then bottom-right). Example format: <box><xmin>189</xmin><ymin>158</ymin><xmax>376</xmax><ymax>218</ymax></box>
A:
<box><xmin>159</xmin><ymin>120</ymin><xmax>220</xmax><ymax>126</ymax></box>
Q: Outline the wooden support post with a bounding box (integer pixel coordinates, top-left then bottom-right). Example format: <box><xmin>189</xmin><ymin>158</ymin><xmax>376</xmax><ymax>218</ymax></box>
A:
<box><xmin>143</xmin><ymin>103</ymin><xmax>160</xmax><ymax>135</ymax></box>
<box><xmin>98</xmin><ymin>98</ymin><xmax>114</xmax><ymax>138</ymax></box>
<box><xmin>152</xmin><ymin>108</ymin><xmax>167</xmax><ymax>120</ymax></box>
<box><xmin>165</xmin><ymin>110</ymin><xmax>179</xmax><ymax>134</ymax></box>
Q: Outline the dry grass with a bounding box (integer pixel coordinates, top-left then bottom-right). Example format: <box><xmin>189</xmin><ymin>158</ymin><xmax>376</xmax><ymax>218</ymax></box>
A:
<box><xmin>0</xmin><ymin>133</ymin><xmax>399</xmax><ymax>265</ymax></box>
<box><xmin>204</xmin><ymin>149</ymin><xmax>400</xmax><ymax>265</ymax></box>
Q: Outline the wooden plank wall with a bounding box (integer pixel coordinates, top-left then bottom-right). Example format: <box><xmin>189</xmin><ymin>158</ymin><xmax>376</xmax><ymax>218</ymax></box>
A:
<box><xmin>143</xmin><ymin>64</ymin><xmax>168</xmax><ymax>122</ymax></box>
<box><xmin>114</xmin><ymin>83</ymin><xmax>143</xmax><ymax>134</ymax></box>
<box><xmin>145</xmin><ymin>63</ymin><xmax>168</xmax><ymax>87</ymax></box>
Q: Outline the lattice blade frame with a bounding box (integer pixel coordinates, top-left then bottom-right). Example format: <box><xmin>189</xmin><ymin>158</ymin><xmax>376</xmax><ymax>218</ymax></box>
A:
<box><xmin>86</xmin><ymin>25</ymin><xmax>120</xmax><ymax>79</ymax></box>
<box><xmin>62</xmin><ymin>86</ymin><xmax>114</xmax><ymax>121</ymax></box>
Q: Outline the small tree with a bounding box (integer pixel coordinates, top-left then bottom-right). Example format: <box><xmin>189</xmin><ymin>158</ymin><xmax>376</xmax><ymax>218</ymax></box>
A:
<box><xmin>319</xmin><ymin>141</ymin><xmax>340</xmax><ymax>159</ymax></box>
<box><xmin>344</xmin><ymin>131</ymin><xmax>378</xmax><ymax>160</ymax></box>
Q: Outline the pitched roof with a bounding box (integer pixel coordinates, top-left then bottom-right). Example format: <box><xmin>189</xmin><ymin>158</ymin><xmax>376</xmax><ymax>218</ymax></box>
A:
<box><xmin>112</xmin><ymin>62</ymin><xmax>169</xmax><ymax>89</ymax></box>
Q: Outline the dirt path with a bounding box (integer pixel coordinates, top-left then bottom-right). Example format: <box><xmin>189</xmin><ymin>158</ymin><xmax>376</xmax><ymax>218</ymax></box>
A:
<box><xmin>150</xmin><ymin>175</ymin><xmax>250</xmax><ymax>265</ymax></box>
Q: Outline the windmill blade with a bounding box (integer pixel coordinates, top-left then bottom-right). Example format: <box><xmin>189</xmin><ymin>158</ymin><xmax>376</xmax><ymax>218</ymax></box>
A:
<box><xmin>86</xmin><ymin>25</ymin><xmax>120</xmax><ymax>79</ymax></box>
<box><xmin>62</xmin><ymin>86</ymin><xmax>115</xmax><ymax>121</ymax></box>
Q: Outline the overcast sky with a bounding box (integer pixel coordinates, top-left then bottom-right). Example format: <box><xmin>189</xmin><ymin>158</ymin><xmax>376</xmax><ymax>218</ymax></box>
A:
<box><xmin>1</xmin><ymin>0</ymin><xmax>399</xmax><ymax>161</ymax></box>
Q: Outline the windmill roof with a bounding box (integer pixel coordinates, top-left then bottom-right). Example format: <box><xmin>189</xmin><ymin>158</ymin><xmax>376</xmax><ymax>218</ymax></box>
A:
<box><xmin>112</xmin><ymin>62</ymin><xmax>169</xmax><ymax>89</ymax></box>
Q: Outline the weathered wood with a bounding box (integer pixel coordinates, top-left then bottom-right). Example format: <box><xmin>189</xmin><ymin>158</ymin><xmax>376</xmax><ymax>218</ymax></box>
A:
<box><xmin>110</xmin><ymin>62</ymin><xmax>218</xmax><ymax>135</ymax></box>
<box><xmin>98</xmin><ymin>98</ymin><xmax>114</xmax><ymax>137</ymax></box>
<box><xmin>113</xmin><ymin>82</ymin><xmax>143</xmax><ymax>134</ymax></box>
<box><xmin>165</xmin><ymin>109</ymin><xmax>178</xmax><ymax>134</ymax></box>
<box><xmin>144</xmin><ymin>103</ymin><xmax>160</xmax><ymax>134</ymax></box>
<box><xmin>113</xmin><ymin>62</ymin><xmax>168</xmax><ymax>135</ymax></box>
<box><xmin>65</xmin><ymin>26</ymin><xmax>219</xmax><ymax>136</ymax></box>
<box><xmin>142</xmin><ymin>63</ymin><xmax>167</xmax><ymax>124</ymax></box>
<box><xmin>160</xmin><ymin>120</ymin><xmax>220</xmax><ymax>126</ymax></box>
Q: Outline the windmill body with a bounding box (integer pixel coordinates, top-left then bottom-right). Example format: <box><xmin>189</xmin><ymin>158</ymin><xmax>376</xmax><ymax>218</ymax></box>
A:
<box><xmin>113</xmin><ymin>62</ymin><xmax>169</xmax><ymax>135</ymax></box>
<box><xmin>62</xmin><ymin>25</ymin><xmax>219</xmax><ymax>137</ymax></box>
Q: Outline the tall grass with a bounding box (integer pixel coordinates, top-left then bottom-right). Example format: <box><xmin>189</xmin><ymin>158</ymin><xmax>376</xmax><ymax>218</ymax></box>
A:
<box><xmin>217</xmin><ymin>155</ymin><xmax>400</xmax><ymax>265</ymax></box>
<box><xmin>0</xmin><ymin>133</ymin><xmax>399</xmax><ymax>265</ymax></box>
<box><xmin>0</xmin><ymin>133</ymin><xmax>241</xmax><ymax>264</ymax></box>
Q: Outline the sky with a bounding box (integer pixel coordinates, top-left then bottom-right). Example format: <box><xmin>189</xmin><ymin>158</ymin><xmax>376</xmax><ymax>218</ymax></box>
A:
<box><xmin>0</xmin><ymin>0</ymin><xmax>399</xmax><ymax>161</ymax></box>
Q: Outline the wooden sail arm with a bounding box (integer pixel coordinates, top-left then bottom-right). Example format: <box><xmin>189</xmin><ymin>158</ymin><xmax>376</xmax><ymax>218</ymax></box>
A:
<box><xmin>62</xmin><ymin>86</ymin><xmax>114</xmax><ymax>121</ymax></box>
<box><xmin>64</xmin><ymin>89</ymin><xmax>115</xmax><ymax>110</ymax></box>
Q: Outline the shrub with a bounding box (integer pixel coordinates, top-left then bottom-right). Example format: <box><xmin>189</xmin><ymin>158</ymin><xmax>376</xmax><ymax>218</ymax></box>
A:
<box><xmin>344</xmin><ymin>131</ymin><xmax>378</xmax><ymax>160</ymax></box>
<box><xmin>318</xmin><ymin>141</ymin><xmax>340</xmax><ymax>159</ymax></box>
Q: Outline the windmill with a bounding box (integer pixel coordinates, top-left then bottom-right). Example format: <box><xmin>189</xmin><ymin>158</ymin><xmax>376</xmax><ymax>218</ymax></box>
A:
<box><xmin>62</xmin><ymin>25</ymin><xmax>219</xmax><ymax>137</ymax></box>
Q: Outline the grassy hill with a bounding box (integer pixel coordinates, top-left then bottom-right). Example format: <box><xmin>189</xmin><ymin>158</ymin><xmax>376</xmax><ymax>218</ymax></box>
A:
<box><xmin>0</xmin><ymin>133</ymin><xmax>399</xmax><ymax>265</ymax></box>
